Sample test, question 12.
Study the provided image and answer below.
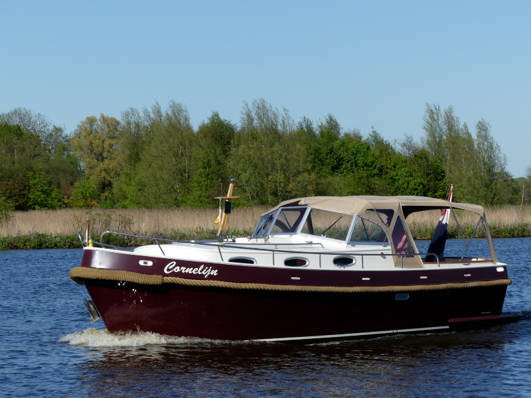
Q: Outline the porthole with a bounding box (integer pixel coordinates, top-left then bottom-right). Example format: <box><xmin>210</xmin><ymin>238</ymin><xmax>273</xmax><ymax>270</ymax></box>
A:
<box><xmin>284</xmin><ymin>257</ymin><xmax>308</xmax><ymax>267</ymax></box>
<box><xmin>333</xmin><ymin>256</ymin><xmax>355</xmax><ymax>267</ymax></box>
<box><xmin>229</xmin><ymin>257</ymin><xmax>256</xmax><ymax>264</ymax></box>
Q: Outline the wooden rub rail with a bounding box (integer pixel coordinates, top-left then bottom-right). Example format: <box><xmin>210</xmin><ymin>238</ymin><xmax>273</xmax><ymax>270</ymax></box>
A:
<box><xmin>70</xmin><ymin>267</ymin><xmax>512</xmax><ymax>294</ymax></box>
<box><xmin>71</xmin><ymin>267</ymin><xmax>163</xmax><ymax>285</ymax></box>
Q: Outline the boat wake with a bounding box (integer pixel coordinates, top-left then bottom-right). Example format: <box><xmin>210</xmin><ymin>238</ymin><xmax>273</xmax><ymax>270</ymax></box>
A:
<box><xmin>59</xmin><ymin>328</ymin><xmax>214</xmax><ymax>348</ymax></box>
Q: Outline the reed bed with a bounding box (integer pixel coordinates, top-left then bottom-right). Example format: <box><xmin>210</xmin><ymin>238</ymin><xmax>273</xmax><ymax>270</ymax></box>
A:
<box><xmin>407</xmin><ymin>205</ymin><xmax>531</xmax><ymax>239</ymax></box>
<box><xmin>0</xmin><ymin>205</ymin><xmax>529</xmax><ymax>241</ymax></box>
<box><xmin>0</xmin><ymin>206</ymin><xmax>269</xmax><ymax>238</ymax></box>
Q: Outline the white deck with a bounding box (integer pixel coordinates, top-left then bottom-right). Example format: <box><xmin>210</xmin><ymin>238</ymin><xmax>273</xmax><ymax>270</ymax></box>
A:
<box><xmin>132</xmin><ymin>234</ymin><xmax>502</xmax><ymax>271</ymax></box>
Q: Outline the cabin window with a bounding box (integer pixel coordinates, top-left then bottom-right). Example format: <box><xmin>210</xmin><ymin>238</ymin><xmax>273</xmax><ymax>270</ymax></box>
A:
<box><xmin>252</xmin><ymin>207</ymin><xmax>309</xmax><ymax>237</ymax></box>
<box><xmin>350</xmin><ymin>217</ymin><xmax>387</xmax><ymax>244</ymax></box>
<box><xmin>302</xmin><ymin>209</ymin><xmax>352</xmax><ymax>241</ymax></box>
<box><xmin>333</xmin><ymin>256</ymin><xmax>355</xmax><ymax>267</ymax></box>
<box><xmin>228</xmin><ymin>257</ymin><xmax>256</xmax><ymax>264</ymax></box>
<box><xmin>253</xmin><ymin>213</ymin><xmax>275</xmax><ymax>238</ymax></box>
<box><xmin>269</xmin><ymin>207</ymin><xmax>308</xmax><ymax>234</ymax></box>
<box><xmin>391</xmin><ymin>218</ymin><xmax>413</xmax><ymax>255</ymax></box>
<box><xmin>284</xmin><ymin>257</ymin><xmax>308</xmax><ymax>267</ymax></box>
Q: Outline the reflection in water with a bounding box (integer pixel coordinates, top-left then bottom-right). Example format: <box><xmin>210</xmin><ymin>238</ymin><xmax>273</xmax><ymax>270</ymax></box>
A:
<box><xmin>61</xmin><ymin>320</ymin><xmax>531</xmax><ymax>398</ymax></box>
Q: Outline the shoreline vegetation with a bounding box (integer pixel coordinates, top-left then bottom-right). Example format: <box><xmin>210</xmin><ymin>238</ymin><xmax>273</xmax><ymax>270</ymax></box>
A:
<box><xmin>0</xmin><ymin>205</ymin><xmax>529</xmax><ymax>250</ymax></box>
<box><xmin>2</xmin><ymin>103</ymin><xmax>530</xmax><ymax>217</ymax></box>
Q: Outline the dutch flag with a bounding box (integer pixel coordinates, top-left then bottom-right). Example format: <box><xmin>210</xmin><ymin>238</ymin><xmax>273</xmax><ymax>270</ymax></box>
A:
<box><xmin>426</xmin><ymin>185</ymin><xmax>453</xmax><ymax>261</ymax></box>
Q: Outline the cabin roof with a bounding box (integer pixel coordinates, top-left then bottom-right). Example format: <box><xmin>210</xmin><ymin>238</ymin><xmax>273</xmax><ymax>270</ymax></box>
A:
<box><xmin>266</xmin><ymin>195</ymin><xmax>484</xmax><ymax>217</ymax></box>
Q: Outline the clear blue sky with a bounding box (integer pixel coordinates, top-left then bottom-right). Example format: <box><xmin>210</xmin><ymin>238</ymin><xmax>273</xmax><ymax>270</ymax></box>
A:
<box><xmin>2</xmin><ymin>0</ymin><xmax>530</xmax><ymax>177</ymax></box>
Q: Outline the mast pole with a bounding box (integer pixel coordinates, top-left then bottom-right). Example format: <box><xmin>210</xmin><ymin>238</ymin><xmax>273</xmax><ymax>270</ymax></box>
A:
<box><xmin>215</xmin><ymin>178</ymin><xmax>239</xmax><ymax>239</ymax></box>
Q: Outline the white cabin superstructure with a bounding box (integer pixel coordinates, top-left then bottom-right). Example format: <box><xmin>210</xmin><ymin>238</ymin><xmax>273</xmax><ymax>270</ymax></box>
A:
<box><xmin>133</xmin><ymin>195</ymin><xmax>500</xmax><ymax>271</ymax></box>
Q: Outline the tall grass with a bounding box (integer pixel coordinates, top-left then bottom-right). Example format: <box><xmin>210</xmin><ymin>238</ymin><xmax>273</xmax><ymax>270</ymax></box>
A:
<box><xmin>0</xmin><ymin>206</ymin><xmax>268</xmax><ymax>238</ymax></box>
<box><xmin>407</xmin><ymin>205</ymin><xmax>531</xmax><ymax>238</ymax></box>
<box><xmin>0</xmin><ymin>205</ymin><xmax>529</xmax><ymax>240</ymax></box>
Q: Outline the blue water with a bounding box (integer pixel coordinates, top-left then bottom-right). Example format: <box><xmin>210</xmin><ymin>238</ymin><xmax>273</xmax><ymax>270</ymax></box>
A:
<box><xmin>0</xmin><ymin>238</ymin><xmax>530</xmax><ymax>397</ymax></box>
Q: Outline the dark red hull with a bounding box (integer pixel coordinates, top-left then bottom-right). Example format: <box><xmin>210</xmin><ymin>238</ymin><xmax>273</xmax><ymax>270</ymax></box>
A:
<box><xmin>76</xmin><ymin>248</ymin><xmax>510</xmax><ymax>341</ymax></box>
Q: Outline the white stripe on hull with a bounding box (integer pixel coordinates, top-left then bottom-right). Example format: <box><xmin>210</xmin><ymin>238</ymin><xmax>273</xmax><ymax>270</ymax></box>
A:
<box><xmin>255</xmin><ymin>325</ymin><xmax>450</xmax><ymax>342</ymax></box>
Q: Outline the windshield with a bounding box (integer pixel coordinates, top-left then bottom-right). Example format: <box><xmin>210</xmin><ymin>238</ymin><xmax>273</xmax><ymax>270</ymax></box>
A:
<box><xmin>252</xmin><ymin>206</ymin><xmax>354</xmax><ymax>241</ymax></box>
<box><xmin>252</xmin><ymin>213</ymin><xmax>276</xmax><ymax>238</ymax></box>
<box><xmin>252</xmin><ymin>207</ymin><xmax>309</xmax><ymax>238</ymax></box>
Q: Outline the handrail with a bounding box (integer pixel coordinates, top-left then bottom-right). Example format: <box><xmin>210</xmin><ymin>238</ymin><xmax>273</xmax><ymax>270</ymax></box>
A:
<box><xmin>219</xmin><ymin>241</ymin><xmax>325</xmax><ymax>248</ymax></box>
<box><xmin>99</xmin><ymin>230</ymin><xmax>174</xmax><ymax>256</ymax></box>
<box><xmin>99</xmin><ymin>230</ymin><xmax>176</xmax><ymax>243</ymax></box>
<box><xmin>93</xmin><ymin>230</ymin><xmax>443</xmax><ymax>268</ymax></box>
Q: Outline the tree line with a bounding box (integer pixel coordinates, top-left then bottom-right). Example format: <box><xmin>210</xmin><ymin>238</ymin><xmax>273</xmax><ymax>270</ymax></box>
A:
<box><xmin>0</xmin><ymin>100</ymin><xmax>529</xmax><ymax>214</ymax></box>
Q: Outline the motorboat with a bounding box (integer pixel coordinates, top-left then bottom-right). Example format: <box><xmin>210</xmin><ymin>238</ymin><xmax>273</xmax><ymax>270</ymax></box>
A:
<box><xmin>70</xmin><ymin>186</ymin><xmax>516</xmax><ymax>342</ymax></box>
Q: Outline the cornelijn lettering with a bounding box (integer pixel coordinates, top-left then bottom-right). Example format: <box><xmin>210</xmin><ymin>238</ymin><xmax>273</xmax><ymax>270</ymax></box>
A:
<box><xmin>163</xmin><ymin>261</ymin><xmax>218</xmax><ymax>279</ymax></box>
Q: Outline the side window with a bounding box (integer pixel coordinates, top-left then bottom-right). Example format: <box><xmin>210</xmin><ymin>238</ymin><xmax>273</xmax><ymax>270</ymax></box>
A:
<box><xmin>322</xmin><ymin>216</ymin><xmax>351</xmax><ymax>240</ymax></box>
<box><xmin>350</xmin><ymin>217</ymin><xmax>387</xmax><ymax>244</ymax></box>
<box><xmin>392</xmin><ymin>218</ymin><xmax>413</xmax><ymax>255</ymax></box>
<box><xmin>270</xmin><ymin>208</ymin><xmax>307</xmax><ymax>234</ymax></box>
<box><xmin>305</xmin><ymin>209</ymin><xmax>352</xmax><ymax>241</ymax></box>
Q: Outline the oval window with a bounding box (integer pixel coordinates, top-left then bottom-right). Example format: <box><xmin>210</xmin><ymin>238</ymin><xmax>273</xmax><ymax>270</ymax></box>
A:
<box><xmin>333</xmin><ymin>256</ymin><xmax>355</xmax><ymax>267</ymax></box>
<box><xmin>229</xmin><ymin>257</ymin><xmax>256</xmax><ymax>264</ymax></box>
<box><xmin>284</xmin><ymin>257</ymin><xmax>308</xmax><ymax>267</ymax></box>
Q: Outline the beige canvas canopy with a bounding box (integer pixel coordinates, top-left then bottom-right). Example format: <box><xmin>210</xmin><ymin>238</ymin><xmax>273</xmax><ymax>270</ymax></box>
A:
<box><xmin>265</xmin><ymin>196</ymin><xmax>494</xmax><ymax>267</ymax></box>
<box><xmin>266</xmin><ymin>195</ymin><xmax>485</xmax><ymax>217</ymax></box>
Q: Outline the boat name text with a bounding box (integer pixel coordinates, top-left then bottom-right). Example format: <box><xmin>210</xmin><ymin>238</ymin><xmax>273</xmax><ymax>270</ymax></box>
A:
<box><xmin>163</xmin><ymin>262</ymin><xmax>219</xmax><ymax>278</ymax></box>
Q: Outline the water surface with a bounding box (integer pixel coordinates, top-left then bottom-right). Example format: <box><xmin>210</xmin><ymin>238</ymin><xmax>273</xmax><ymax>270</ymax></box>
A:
<box><xmin>1</xmin><ymin>238</ymin><xmax>530</xmax><ymax>397</ymax></box>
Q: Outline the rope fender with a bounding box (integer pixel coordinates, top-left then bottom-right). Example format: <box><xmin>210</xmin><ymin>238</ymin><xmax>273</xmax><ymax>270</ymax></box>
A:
<box><xmin>70</xmin><ymin>266</ymin><xmax>512</xmax><ymax>293</ymax></box>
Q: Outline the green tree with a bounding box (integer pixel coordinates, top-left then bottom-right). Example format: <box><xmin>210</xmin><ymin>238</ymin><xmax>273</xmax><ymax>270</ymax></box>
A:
<box><xmin>313</xmin><ymin>115</ymin><xmax>341</xmax><ymax>178</ymax></box>
<box><xmin>473</xmin><ymin>120</ymin><xmax>511</xmax><ymax>204</ymax></box>
<box><xmin>133</xmin><ymin>102</ymin><xmax>195</xmax><ymax>207</ymax></box>
<box><xmin>45</xmin><ymin>126</ymin><xmax>81</xmax><ymax>195</ymax></box>
<box><xmin>385</xmin><ymin>154</ymin><xmax>425</xmax><ymax>195</ymax></box>
<box><xmin>69</xmin><ymin>179</ymin><xmax>99</xmax><ymax>208</ymax></box>
<box><xmin>398</xmin><ymin>136</ymin><xmax>446</xmax><ymax>197</ymax></box>
<box><xmin>229</xmin><ymin>99</ymin><xmax>314</xmax><ymax>204</ymax></box>
<box><xmin>0</xmin><ymin>108</ymin><xmax>51</xmax><ymax>142</ymax></box>
<box><xmin>186</xmin><ymin>112</ymin><xmax>236</xmax><ymax>206</ymax></box>
<box><xmin>0</xmin><ymin>123</ymin><xmax>45</xmax><ymax>209</ymax></box>
<box><xmin>422</xmin><ymin>104</ymin><xmax>511</xmax><ymax>204</ymax></box>
<box><xmin>327</xmin><ymin>136</ymin><xmax>379</xmax><ymax>195</ymax></box>
<box><xmin>27</xmin><ymin>171</ymin><xmax>64</xmax><ymax>209</ymax></box>
<box><xmin>0</xmin><ymin>109</ymin><xmax>80</xmax><ymax>201</ymax></box>
<box><xmin>366</xmin><ymin>130</ymin><xmax>396</xmax><ymax>195</ymax></box>
<box><xmin>423</xmin><ymin>104</ymin><xmax>446</xmax><ymax>164</ymax></box>
<box><xmin>71</xmin><ymin>114</ymin><xmax>120</xmax><ymax>205</ymax></box>
<box><xmin>112</xmin><ymin>108</ymin><xmax>150</xmax><ymax>207</ymax></box>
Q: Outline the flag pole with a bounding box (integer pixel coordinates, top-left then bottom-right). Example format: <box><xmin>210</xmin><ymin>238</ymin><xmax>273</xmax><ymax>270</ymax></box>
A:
<box><xmin>215</xmin><ymin>178</ymin><xmax>240</xmax><ymax>239</ymax></box>
<box><xmin>426</xmin><ymin>184</ymin><xmax>454</xmax><ymax>261</ymax></box>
